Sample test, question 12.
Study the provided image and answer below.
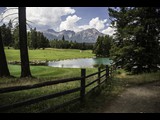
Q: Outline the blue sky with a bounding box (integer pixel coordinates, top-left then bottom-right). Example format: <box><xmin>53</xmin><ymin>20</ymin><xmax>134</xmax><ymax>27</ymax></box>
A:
<box><xmin>71</xmin><ymin>7</ymin><xmax>110</xmax><ymax>25</ymax></box>
<box><xmin>0</xmin><ymin>7</ymin><xmax>115</xmax><ymax>35</ymax></box>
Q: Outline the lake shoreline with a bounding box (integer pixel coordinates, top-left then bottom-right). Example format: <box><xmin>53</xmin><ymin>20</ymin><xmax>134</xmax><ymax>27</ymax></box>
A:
<box><xmin>8</xmin><ymin>57</ymin><xmax>94</xmax><ymax>66</ymax></box>
<box><xmin>8</xmin><ymin>57</ymin><xmax>112</xmax><ymax>68</ymax></box>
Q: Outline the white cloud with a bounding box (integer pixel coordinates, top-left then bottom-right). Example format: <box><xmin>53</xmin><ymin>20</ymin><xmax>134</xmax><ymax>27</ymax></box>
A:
<box><xmin>26</xmin><ymin>7</ymin><xmax>75</xmax><ymax>26</ymax></box>
<box><xmin>79</xmin><ymin>17</ymin><xmax>107</xmax><ymax>31</ymax></box>
<box><xmin>89</xmin><ymin>17</ymin><xmax>107</xmax><ymax>31</ymax></box>
<box><xmin>102</xmin><ymin>26</ymin><xmax>116</xmax><ymax>36</ymax></box>
<box><xmin>1</xmin><ymin>7</ymin><xmax>75</xmax><ymax>30</ymax></box>
<box><xmin>60</xmin><ymin>16</ymin><xmax>108</xmax><ymax>32</ymax></box>
<box><xmin>60</xmin><ymin>15</ymin><xmax>81</xmax><ymax>32</ymax></box>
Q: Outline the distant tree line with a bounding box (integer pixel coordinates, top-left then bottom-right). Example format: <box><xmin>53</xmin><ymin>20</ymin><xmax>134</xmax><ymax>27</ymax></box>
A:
<box><xmin>1</xmin><ymin>21</ymin><xmax>94</xmax><ymax>50</ymax></box>
<box><xmin>50</xmin><ymin>36</ymin><xmax>94</xmax><ymax>50</ymax></box>
<box><xmin>0</xmin><ymin>22</ymin><xmax>50</xmax><ymax>50</ymax></box>
<box><xmin>13</xmin><ymin>27</ymin><xmax>50</xmax><ymax>50</ymax></box>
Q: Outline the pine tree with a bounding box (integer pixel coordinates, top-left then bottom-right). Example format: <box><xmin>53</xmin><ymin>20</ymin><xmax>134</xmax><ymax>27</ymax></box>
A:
<box><xmin>30</xmin><ymin>28</ymin><xmax>38</xmax><ymax>49</ymax></box>
<box><xmin>62</xmin><ymin>35</ymin><xmax>65</xmax><ymax>41</ymax></box>
<box><xmin>13</xmin><ymin>25</ymin><xmax>19</xmax><ymax>49</ymax></box>
<box><xmin>109</xmin><ymin>7</ymin><xmax>160</xmax><ymax>73</ymax></box>
<box><xmin>104</xmin><ymin>35</ymin><xmax>112</xmax><ymax>57</ymax></box>
<box><xmin>1</xmin><ymin>22</ymin><xmax>13</xmax><ymax>47</ymax></box>
<box><xmin>7</xmin><ymin>20</ymin><xmax>13</xmax><ymax>48</ymax></box>
<box><xmin>93</xmin><ymin>36</ymin><xmax>103</xmax><ymax>57</ymax></box>
<box><xmin>93</xmin><ymin>35</ymin><xmax>112</xmax><ymax>57</ymax></box>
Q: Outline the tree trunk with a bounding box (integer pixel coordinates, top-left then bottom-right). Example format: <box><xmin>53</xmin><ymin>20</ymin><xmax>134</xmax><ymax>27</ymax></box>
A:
<box><xmin>18</xmin><ymin>7</ymin><xmax>32</xmax><ymax>77</ymax></box>
<box><xmin>0</xmin><ymin>28</ymin><xmax>10</xmax><ymax>77</ymax></box>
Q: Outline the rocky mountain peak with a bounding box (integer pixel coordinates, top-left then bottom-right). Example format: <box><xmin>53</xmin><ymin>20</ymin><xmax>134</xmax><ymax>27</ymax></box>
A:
<box><xmin>43</xmin><ymin>28</ymin><xmax>105</xmax><ymax>43</ymax></box>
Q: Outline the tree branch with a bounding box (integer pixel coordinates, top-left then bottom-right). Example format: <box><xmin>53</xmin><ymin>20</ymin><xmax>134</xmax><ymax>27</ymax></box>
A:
<box><xmin>0</xmin><ymin>13</ymin><xmax>18</xmax><ymax>23</ymax></box>
<box><xmin>2</xmin><ymin>8</ymin><xmax>18</xmax><ymax>15</ymax></box>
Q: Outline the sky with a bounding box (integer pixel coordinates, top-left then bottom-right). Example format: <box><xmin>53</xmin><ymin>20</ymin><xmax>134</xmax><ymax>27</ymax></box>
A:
<box><xmin>0</xmin><ymin>7</ymin><xmax>115</xmax><ymax>36</ymax></box>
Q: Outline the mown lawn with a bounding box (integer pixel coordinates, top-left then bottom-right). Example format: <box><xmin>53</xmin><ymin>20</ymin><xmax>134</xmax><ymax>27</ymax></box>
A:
<box><xmin>0</xmin><ymin>65</ymin><xmax>97</xmax><ymax>86</ymax></box>
<box><xmin>5</xmin><ymin>48</ymin><xmax>94</xmax><ymax>62</ymax></box>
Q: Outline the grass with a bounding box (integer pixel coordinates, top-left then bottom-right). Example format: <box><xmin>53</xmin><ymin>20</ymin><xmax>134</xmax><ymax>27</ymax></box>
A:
<box><xmin>0</xmin><ymin>65</ymin><xmax>97</xmax><ymax>87</ymax></box>
<box><xmin>114</xmin><ymin>69</ymin><xmax>160</xmax><ymax>86</ymax></box>
<box><xmin>0</xmin><ymin>65</ymin><xmax>98</xmax><ymax>113</ymax></box>
<box><xmin>5</xmin><ymin>48</ymin><xmax>94</xmax><ymax>62</ymax></box>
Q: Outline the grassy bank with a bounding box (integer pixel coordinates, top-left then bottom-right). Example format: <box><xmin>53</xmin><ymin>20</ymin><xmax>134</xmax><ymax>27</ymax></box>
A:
<box><xmin>5</xmin><ymin>48</ymin><xmax>94</xmax><ymax>62</ymax></box>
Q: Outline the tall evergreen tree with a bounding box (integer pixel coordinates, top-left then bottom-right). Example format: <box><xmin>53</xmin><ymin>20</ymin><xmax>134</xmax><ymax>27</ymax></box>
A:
<box><xmin>7</xmin><ymin>20</ymin><xmax>13</xmax><ymax>48</ymax></box>
<box><xmin>27</xmin><ymin>31</ymin><xmax>31</xmax><ymax>48</ymax></box>
<box><xmin>93</xmin><ymin>35</ymin><xmax>112</xmax><ymax>57</ymax></box>
<box><xmin>62</xmin><ymin>35</ymin><xmax>65</xmax><ymax>41</ymax></box>
<box><xmin>8</xmin><ymin>20</ymin><xmax>13</xmax><ymax>29</ymax></box>
<box><xmin>109</xmin><ymin>7</ymin><xmax>160</xmax><ymax>73</ymax></box>
<box><xmin>1</xmin><ymin>22</ymin><xmax>13</xmax><ymax>47</ymax></box>
<box><xmin>93</xmin><ymin>36</ymin><xmax>103</xmax><ymax>56</ymax></box>
<box><xmin>13</xmin><ymin>25</ymin><xmax>19</xmax><ymax>49</ymax></box>
<box><xmin>30</xmin><ymin>28</ymin><xmax>38</xmax><ymax>49</ymax></box>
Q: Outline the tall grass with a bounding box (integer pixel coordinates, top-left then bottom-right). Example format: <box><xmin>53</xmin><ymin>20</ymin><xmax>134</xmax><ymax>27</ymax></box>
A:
<box><xmin>114</xmin><ymin>69</ymin><xmax>160</xmax><ymax>86</ymax></box>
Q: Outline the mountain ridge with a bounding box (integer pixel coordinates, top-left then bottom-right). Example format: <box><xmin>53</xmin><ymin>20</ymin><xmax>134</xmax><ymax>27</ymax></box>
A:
<box><xmin>43</xmin><ymin>28</ymin><xmax>105</xmax><ymax>43</ymax></box>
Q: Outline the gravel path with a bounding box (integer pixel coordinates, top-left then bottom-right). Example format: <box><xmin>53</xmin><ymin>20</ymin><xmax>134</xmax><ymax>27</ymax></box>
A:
<box><xmin>102</xmin><ymin>81</ymin><xmax>160</xmax><ymax>113</ymax></box>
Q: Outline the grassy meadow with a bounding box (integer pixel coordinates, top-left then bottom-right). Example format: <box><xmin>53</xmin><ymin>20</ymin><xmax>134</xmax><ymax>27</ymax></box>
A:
<box><xmin>5</xmin><ymin>48</ymin><xmax>94</xmax><ymax>62</ymax></box>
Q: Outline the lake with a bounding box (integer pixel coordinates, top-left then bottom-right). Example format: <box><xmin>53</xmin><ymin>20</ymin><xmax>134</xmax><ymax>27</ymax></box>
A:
<box><xmin>48</xmin><ymin>58</ymin><xmax>112</xmax><ymax>68</ymax></box>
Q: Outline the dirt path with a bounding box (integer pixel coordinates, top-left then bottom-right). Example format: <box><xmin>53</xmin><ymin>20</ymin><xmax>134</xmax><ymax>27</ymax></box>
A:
<box><xmin>102</xmin><ymin>81</ymin><xmax>160</xmax><ymax>113</ymax></box>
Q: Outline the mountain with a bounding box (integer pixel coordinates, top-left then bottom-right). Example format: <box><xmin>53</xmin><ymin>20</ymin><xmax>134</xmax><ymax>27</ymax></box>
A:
<box><xmin>58</xmin><ymin>30</ymin><xmax>75</xmax><ymax>40</ymax></box>
<box><xmin>43</xmin><ymin>29</ymin><xmax>75</xmax><ymax>41</ymax></box>
<box><xmin>43</xmin><ymin>28</ymin><xmax>105</xmax><ymax>43</ymax></box>
<box><xmin>72</xmin><ymin>28</ymin><xmax>104</xmax><ymax>43</ymax></box>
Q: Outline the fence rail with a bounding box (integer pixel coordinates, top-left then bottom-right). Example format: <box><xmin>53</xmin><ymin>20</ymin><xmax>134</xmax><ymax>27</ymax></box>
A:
<box><xmin>0</xmin><ymin>65</ymin><xmax>114</xmax><ymax>113</ymax></box>
<box><xmin>0</xmin><ymin>77</ymin><xmax>81</xmax><ymax>94</ymax></box>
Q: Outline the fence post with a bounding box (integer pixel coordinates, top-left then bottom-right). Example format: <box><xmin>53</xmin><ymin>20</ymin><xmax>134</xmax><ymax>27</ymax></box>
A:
<box><xmin>98</xmin><ymin>67</ymin><xmax>101</xmax><ymax>86</ymax></box>
<box><xmin>110</xmin><ymin>66</ymin><xmax>112</xmax><ymax>77</ymax></box>
<box><xmin>80</xmin><ymin>69</ymin><xmax>86</xmax><ymax>101</ymax></box>
<box><xmin>106</xmin><ymin>65</ymin><xmax>109</xmax><ymax>82</ymax></box>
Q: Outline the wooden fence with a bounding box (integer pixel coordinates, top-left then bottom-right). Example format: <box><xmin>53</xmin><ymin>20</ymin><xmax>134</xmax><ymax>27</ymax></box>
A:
<box><xmin>0</xmin><ymin>65</ymin><xmax>114</xmax><ymax>113</ymax></box>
